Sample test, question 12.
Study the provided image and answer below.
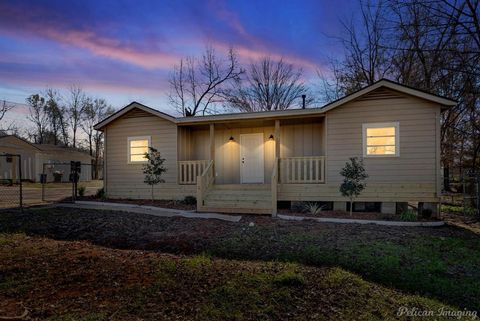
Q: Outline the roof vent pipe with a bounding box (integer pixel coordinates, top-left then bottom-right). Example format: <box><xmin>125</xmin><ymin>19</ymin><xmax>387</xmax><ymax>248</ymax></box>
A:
<box><xmin>301</xmin><ymin>95</ymin><xmax>306</xmax><ymax>109</ymax></box>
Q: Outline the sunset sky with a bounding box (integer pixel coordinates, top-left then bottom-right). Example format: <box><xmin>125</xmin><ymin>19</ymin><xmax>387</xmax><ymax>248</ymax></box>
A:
<box><xmin>0</xmin><ymin>0</ymin><xmax>359</xmax><ymax>122</ymax></box>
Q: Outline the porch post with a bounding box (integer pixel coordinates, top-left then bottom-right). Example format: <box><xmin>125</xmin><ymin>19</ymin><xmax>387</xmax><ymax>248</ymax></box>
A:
<box><xmin>273</xmin><ymin>120</ymin><xmax>280</xmax><ymax>217</ymax></box>
<box><xmin>275</xmin><ymin>120</ymin><xmax>280</xmax><ymax>158</ymax></box>
<box><xmin>209</xmin><ymin>123</ymin><xmax>215</xmax><ymax>161</ymax></box>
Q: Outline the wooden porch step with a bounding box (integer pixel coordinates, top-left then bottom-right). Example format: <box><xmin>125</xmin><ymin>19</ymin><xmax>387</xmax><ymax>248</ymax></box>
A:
<box><xmin>198</xmin><ymin>183</ymin><xmax>273</xmax><ymax>215</ymax></box>
<box><xmin>206</xmin><ymin>189</ymin><xmax>271</xmax><ymax>196</ymax></box>
<box><xmin>205</xmin><ymin>194</ymin><xmax>270</xmax><ymax>201</ymax></box>
<box><xmin>212</xmin><ymin>184</ymin><xmax>271</xmax><ymax>190</ymax></box>
<box><xmin>203</xmin><ymin>199</ymin><xmax>271</xmax><ymax>209</ymax></box>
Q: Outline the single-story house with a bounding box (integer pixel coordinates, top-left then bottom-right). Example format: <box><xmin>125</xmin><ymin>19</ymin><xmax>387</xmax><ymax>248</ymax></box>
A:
<box><xmin>0</xmin><ymin>135</ymin><xmax>93</xmax><ymax>182</ymax></box>
<box><xmin>94</xmin><ymin>79</ymin><xmax>456</xmax><ymax>216</ymax></box>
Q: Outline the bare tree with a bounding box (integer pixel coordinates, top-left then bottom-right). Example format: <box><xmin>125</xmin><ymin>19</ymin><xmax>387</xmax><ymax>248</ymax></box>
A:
<box><xmin>388</xmin><ymin>0</ymin><xmax>480</xmax><ymax>180</ymax></box>
<box><xmin>0</xmin><ymin>100</ymin><xmax>17</xmax><ymax>135</ymax></box>
<box><xmin>316</xmin><ymin>69</ymin><xmax>343</xmax><ymax>104</ymax></box>
<box><xmin>67</xmin><ymin>85</ymin><xmax>86</xmax><ymax>148</ymax></box>
<box><xmin>81</xmin><ymin>98</ymin><xmax>114</xmax><ymax>179</ymax></box>
<box><xmin>45</xmin><ymin>88</ymin><xmax>69</xmax><ymax>145</ymax></box>
<box><xmin>335</xmin><ymin>0</ymin><xmax>392</xmax><ymax>94</ymax></box>
<box><xmin>168</xmin><ymin>46</ymin><xmax>244</xmax><ymax>116</ymax></box>
<box><xmin>26</xmin><ymin>94</ymin><xmax>48</xmax><ymax>144</ymax></box>
<box><xmin>0</xmin><ymin>100</ymin><xmax>14</xmax><ymax>122</ymax></box>
<box><xmin>226</xmin><ymin>57</ymin><xmax>311</xmax><ymax>112</ymax></box>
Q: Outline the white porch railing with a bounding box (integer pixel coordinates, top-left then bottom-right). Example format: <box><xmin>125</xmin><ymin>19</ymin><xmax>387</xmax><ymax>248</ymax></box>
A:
<box><xmin>178</xmin><ymin>160</ymin><xmax>210</xmax><ymax>185</ymax></box>
<box><xmin>279</xmin><ymin>156</ymin><xmax>325</xmax><ymax>184</ymax></box>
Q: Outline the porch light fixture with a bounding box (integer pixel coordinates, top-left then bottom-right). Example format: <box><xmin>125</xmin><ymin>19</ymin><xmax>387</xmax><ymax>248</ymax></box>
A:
<box><xmin>228</xmin><ymin>136</ymin><xmax>235</xmax><ymax>142</ymax></box>
<box><xmin>268</xmin><ymin>134</ymin><xmax>274</xmax><ymax>140</ymax></box>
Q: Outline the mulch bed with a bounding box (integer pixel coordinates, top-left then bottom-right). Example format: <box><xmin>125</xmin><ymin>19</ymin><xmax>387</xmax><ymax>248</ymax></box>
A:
<box><xmin>0</xmin><ymin>208</ymin><xmax>472</xmax><ymax>254</ymax></box>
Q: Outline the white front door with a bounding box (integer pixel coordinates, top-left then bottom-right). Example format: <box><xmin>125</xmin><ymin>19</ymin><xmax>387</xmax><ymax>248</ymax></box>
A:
<box><xmin>240</xmin><ymin>133</ymin><xmax>264</xmax><ymax>184</ymax></box>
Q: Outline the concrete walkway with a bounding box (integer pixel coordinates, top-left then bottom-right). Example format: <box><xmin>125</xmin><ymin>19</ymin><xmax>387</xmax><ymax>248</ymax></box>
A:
<box><xmin>54</xmin><ymin>201</ymin><xmax>242</xmax><ymax>222</ymax></box>
<box><xmin>277</xmin><ymin>214</ymin><xmax>445</xmax><ymax>227</ymax></box>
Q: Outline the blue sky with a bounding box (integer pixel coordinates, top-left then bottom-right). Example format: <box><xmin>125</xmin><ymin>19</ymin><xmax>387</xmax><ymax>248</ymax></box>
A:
<box><xmin>0</xmin><ymin>0</ymin><xmax>359</xmax><ymax>120</ymax></box>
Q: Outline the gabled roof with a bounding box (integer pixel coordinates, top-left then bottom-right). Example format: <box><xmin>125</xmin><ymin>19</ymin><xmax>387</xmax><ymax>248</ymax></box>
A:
<box><xmin>33</xmin><ymin>144</ymin><xmax>93</xmax><ymax>159</ymax></box>
<box><xmin>94</xmin><ymin>101</ymin><xmax>178</xmax><ymax>130</ymax></box>
<box><xmin>0</xmin><ymin>135</ymin><xmax>93</xmax><ymax>158</ymax></box>
<box><xmin>318</xmin><ymin>78</ymin><xmax>456</xmax><ymax>114</ymax></box>
<box><xmin>94</xmin><ymin>79</ymin><xmax>457</xmax><ymax>129</ymax></box>
<box><xmin>0</xmin><ymin>135</ymin><xmax>42</xmax><ymax>151</ymax></box>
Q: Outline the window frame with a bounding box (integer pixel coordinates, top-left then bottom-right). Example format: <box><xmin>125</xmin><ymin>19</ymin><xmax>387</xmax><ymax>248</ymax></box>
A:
<box><xmin>362</xmin><ymin>122</ymin><xmax>400</xmax><ymax>158</ymax></box>
<box><xmin>127</xmin><ymin>136</ymin><xmax>151</xmax><ymax>164</ymax></box>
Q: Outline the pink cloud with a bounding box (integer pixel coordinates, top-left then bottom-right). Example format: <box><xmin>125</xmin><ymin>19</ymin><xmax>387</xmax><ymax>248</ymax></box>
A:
<box><xmin>40</xmin><ymin>29</ymin><xmax>179</xmax><ymax>70</ymax></box>
<box><xmin>0</xmin><ymin>3</ymin><xmax>180</xmax><ymax>70</ymax></box>
<box><xmin>207</xmin><ymin>0</ymin><xmax>259</xmax><ymax>46</ymax></box>
<box><xmin>211</xmin><ymin>41</ymin><xmax>322</xmax><ymax>73</ymax></box>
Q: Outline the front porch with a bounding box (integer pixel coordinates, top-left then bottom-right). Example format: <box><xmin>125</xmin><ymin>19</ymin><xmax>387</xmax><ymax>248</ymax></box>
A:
<box><xmin>176</xmin><ymin>116</ymin><xmax>326</xmax><ymax>214</ymax></box>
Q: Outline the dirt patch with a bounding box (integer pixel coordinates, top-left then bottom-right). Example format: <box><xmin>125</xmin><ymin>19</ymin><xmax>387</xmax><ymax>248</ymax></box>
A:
<box><xmin>1</xmin><ymin>207</ymin><xmax>479</xmax><ymax>312</ymax></box>
<box><xmin>0</xmin><ymin>234</ymin><xmax>462</xmax><ymax>320</ymax></box>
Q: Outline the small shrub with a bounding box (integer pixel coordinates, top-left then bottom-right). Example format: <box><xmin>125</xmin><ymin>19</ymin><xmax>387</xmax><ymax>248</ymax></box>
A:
<box><xmin>339</xmin><ymin>157</ymin><xmax>368</xmax><ymax>216</ymax></box>
<box><xmin>400</xmin><ymin>209</ymin><xmax>417</xmax><ymax>221</ymax></box>
<box><xmin>95</xmin><ymin>187</ymin><xmax>106</xmax><ymax>200</ymax></box>
<box><xmin>183</xmin><ymin>195</ymin><xmax>197</xmax><ymax>205</ymax></box>
<box><xmin>301</xmin><ymin>202</ymin><xmax>325</xmax><ymax>215</ymax></box>
<box><xmin>78</xmin><ymin>186</ymin><xmax>86</xmax><ymax>197</ymax></box>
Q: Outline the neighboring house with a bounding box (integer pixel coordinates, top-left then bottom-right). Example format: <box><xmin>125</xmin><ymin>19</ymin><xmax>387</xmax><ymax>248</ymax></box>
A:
<box><xmin>0</xmin><ymin>135</ymin><xmax>93</xmax><ymax>182</ymax></box>
<box><xmin>94</xmin><ymin>79</ymin><xmax>456</xmax><ymax>216</ymax></box>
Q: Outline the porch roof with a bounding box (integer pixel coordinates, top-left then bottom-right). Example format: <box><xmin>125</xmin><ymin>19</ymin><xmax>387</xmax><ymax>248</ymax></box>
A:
<box><xmin>94</xmin><ymin>79</ymin><xmax>457</xmax><ymax>130</ymax></box>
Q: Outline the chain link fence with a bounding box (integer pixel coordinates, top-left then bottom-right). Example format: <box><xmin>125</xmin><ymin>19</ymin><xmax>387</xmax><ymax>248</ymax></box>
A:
<box><xmin>0</xmin><ymin>154</ymin><xmax>22</xmax><ymax>210</ymax></box>
<box><xmin>0</xmin><ymin>157</ymin><xmax>103</xmax><ymax>209</ymax></box>
<box><xmin>443</xmin><ymin>168</ymin><xmax>480</xmax><ymax>217</ymax></box>
<box><xmin>462</xmin><ymin>171</ymin><xmax>480</xmax><ymax>217</ymax></box>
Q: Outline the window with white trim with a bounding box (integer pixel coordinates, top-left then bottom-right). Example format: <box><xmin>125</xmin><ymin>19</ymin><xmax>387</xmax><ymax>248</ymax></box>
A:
<box><xmin>362</xmin><ymin>122</ymin><xmax>399</xmax><ymax>157</ymax></box>
<box><xmin>128</xmin><ymin>136</ymin><xmax>151</xmax><ymax>163</ymax></box>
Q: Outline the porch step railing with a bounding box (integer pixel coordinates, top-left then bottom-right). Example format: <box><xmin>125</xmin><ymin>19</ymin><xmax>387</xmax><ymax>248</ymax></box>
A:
<box><xmin>279</xmin><ymin>156</ymin><xmax>325</xmax><ymax>184</ymax></box>
<box><xmin>197</xmin><ymin>160</ymin><xmax>214</xmax><ymax>209</ymax></box>
<box><xmin>178</xmin><ymin>160</ymin><xmax>210</xmax><ymax>185</ymax></box>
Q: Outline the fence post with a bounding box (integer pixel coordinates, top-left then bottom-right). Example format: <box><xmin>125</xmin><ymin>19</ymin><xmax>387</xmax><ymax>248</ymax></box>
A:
<box><xmin>477</xmin><ymin>175</ymin><xmax>480</xmax><ymax>218</ymax></box>
<box><xmin>41</xmin><ymin>163</ymin><xmax>46</xmax><ymax>202</ymax></box>
<box><xmin>18</xmin><ymin>155</ymin><xmax>23</xmax><ymax>212</ymax></box>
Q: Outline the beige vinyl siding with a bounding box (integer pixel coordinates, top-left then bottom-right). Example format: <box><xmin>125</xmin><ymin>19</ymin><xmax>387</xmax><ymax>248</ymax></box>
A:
<box><xmin>279</xmin><ymin>91</ymin><xmax>441</xmax><ymax>202</ymax></box>
<box><xmin>105</xmin><ymin>109</ymin><xmax>195</xmax><ymax>199</ymax></box>
<box><xmin>280</xmin><ymin>122</ymin><xmax>324</xmax><ymax>157</ymax></box>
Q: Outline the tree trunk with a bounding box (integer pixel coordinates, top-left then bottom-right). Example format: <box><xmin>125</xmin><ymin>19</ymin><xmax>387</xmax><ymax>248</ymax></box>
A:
<box><xmin>350</xmin><ymin>199</ymin><xmax>353</xmax><ymax>216</ymax></box>
<box><xmin>151</xmin><ymin>185</ymin><xmax>154</xmax><ymax>202</ymax></box>
<box><xmin>444</xmin><ymin>167</ymin><xmax>450</xmax><ymax>192</ymax></box>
